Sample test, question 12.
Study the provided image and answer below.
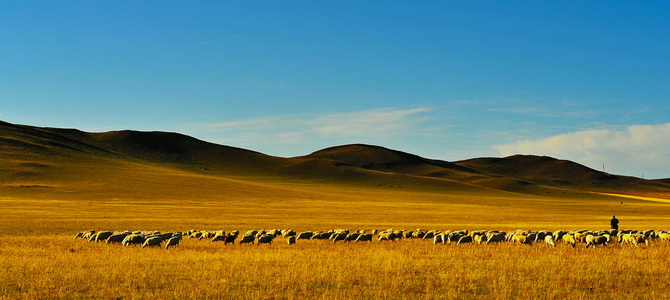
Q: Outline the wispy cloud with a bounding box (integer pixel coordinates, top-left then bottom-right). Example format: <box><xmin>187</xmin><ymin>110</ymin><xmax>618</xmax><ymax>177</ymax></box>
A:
<box><xmin>493</xmin><ymin>123</ymin><xmax>670</xmax><ymax>179</ymax></box>
<box><xmin>187</xmin><ymin>107</ymin><xmax>433</xmax><ymax>148</ymax></box>
<box><xmin>488</xmin><ymin>106</ymin><xmax>603</xmax><ymax>119</ymax></box>
<box><xmin>204</xmin><ymin>117</ymin><xmax>279</xmax><ymax>130</ymax></box>
<box><xmin>307</xmin><ymin>107</ymin><xmax>430</xmax><ymax>137</ymax></box>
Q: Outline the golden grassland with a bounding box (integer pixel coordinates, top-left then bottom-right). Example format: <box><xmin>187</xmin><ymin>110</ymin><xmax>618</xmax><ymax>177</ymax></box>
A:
<box><xmin>4</xmin><ymin>155</ymin><xmax>670</xmax><ymax>298</ymax></box>
<box><xmin>3</xmin><ymin>235</ymin><xmax>670</xmax><ymax>299</ymax></box>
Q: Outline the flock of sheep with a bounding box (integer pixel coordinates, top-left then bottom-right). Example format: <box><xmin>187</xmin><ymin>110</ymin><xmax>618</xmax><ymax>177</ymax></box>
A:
<box><xmin>74</xmin><ymin>228</ymin><xmax>670</xmax><ymax>249</ymax></box>
<box><xmin>426</xmin><ymin>228</ymin><xmax>659</xmax><ymax>248</ymax></box>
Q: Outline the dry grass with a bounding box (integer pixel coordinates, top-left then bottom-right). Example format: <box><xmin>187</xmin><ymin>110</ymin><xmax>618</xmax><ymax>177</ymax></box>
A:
<box><xmin>3</xmin><ymin>136</ymin><xmax>670</xmax><ymax>298</ymax></box>
<box><xmin>3</xmin><ymin>235</ymin><xmax>670</xmax><ymax>299</ymax></box>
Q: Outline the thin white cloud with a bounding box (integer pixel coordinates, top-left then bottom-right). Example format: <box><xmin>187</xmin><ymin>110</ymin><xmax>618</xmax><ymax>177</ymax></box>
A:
<box><xmin>204</xmin><ymin>117</ymin><xmax>279</xmax><ymax>130</ymax></box>
<box><xmin>489</xmin><ymin>106</ymin><xmax>603</xmax><ymax>119</ymax></box>
<box><xmin>308</xmin><ymin>107</ymin><xmax>430</xmax><ymax>137</ymax></box>
<box><xmin>188</xmin><ymin>107</ymin><xmax>433</xmax><ymax>147</ymax></box>
<box><xmin>493</xmin><ymin>123</ymin><xmax>670</xmax><ymax>179</ymax></box>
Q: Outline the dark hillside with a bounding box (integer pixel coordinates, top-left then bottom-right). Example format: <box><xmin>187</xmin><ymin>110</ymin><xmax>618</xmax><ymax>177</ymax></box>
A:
<box><xmin>455</xmin><ymin>155</ymin><xmax>616</xmax><ymax>186</ymax></box>
<box><xmin>0</xmin><ymin>121</ymin><xmax>109</xmax><ymax>156</ymax></box>
<box><xmin>304</xmin><ymin>144</ymin><xmax>474</xmax><ymax>174</ymax></box>
<box><xmin>2</xmin><ymin>120</ymin><xmax>670</xmax><ymax>197</ymax></box>
<box><xmin>85</xmin><ymin>130</ymin><xmax>282</xmax><ymax>173</ymax></box>
<box><xmin>455</xmin><ymin>155</ymin><xmax>670</xmax><ymax>194</ymax></box>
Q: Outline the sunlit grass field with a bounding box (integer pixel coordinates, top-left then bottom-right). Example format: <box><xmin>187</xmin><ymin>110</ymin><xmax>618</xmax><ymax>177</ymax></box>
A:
<box><xmin>3</xmin><ymin>234</ymin><xmax>670</xmax><ymax>299</ymax></box>
<box><xmin>3</xmin><ymin>154</ymin><xmax>670</xmax><ymax>299</ymax></box>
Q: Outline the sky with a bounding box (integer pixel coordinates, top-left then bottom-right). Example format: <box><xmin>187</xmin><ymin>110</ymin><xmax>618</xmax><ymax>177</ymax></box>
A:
<box><xmin>2</xmin><ymin>1</ymin><xmax>670</xmax><ymax>178</ymax></box>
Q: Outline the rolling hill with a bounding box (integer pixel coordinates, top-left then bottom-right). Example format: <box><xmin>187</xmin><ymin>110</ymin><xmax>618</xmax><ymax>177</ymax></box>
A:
<box><xmin>2</xmin><ymin>120</ymin><xmax>670</xmax><ymax>199</ymax></box>
<box><xmin>301</xmin><ymin>143</ymin><xmax>670</xmax><ymax>196</ymax></box>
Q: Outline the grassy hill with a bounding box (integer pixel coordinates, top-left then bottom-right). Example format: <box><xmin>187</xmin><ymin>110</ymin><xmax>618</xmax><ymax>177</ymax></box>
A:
<box><xmin>3</xmin><ymin>120</ymin><xmax>670</xmax><ymax>234</ymax></box>
<box><xmin>302</xmin><ymin>143</ymin><xmax>670</xmax><ymax>197</ymax></box>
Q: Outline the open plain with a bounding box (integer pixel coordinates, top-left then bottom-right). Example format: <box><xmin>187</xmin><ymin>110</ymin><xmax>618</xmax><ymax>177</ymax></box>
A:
<box><xmin>2</xmin><ymin>121</ymin><xmax>670</xmax><ymax>299</ymax></box>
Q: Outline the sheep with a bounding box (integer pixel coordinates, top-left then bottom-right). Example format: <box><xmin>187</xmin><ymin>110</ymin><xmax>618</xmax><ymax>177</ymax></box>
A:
<box><xmin>606</xmin><ymin>229</ymin><xmax>618</xmax><ymax>237</ymax></box>
<box><xmin>255</xmin><ymin>230</ymin><xmax>267</xmax><ymax>239</ymax></box>
<box><xmin>620</xmin><ymin>233</ymin><xmax>648</xmax><ymax>246</ymax></box>
<box><xmin>602</xmin><ymin>233</ymin><xmax>612</xmax><ymax>244</ymax></box>
<box><xmin>77</xmin><ymin>230</ymin><xmax>95</xmax><ymax>240</ymax></box>
<box><xmin>296</xmin><ymin>231</ymin><xmax>313</xmax><ymax>240</ymax></box>
<box><xmin>211</xmin><ymin>235</ymin><xmax>227</xmax><ymax>242</ymax></box>
<box><xmin>562</xmin><ymin>233</ymin><xmax>577</xmax><ymax>247</ymax></box>
<box><xmin>142</xmin><ymin>236</ymin><xmax>163</xmax><ymax>248</ymax></box>
<box><xmin>585</xmin><ymin>234</ymin><xmax>609</xmax><ymax>248</ymax></box>
<box><xmin>87</xmin><ymin>232</ymin><xmax>99</xmax><ymax>242</ymax></box>
<box><xmin>446</xmin><ymin>232</ymin><xmax>465</xmax><ymax>244</ymax></box>
<box><xmin>200</xmin><ymin>231</ymin><xmax>217</xmax><ymax>240</ymax></box>
<box><xmin>617</xmin><ymin>230</ymin><xmax>637</xmax><ymax>242</ymax></box>
<box><xmin>619</xmin><ymin>233</ymin><xmax>636</xmax><ymax>246</ymax></box>
<box><xmin>644</xmin><ymin>230</ymin><xmax>656</xmax><ymax>239</ymax></box>
<box><xmin>468</xmin><ymin>230</ymin><xmax>486</xmax><ymax>238</ymax></box>
<box><xmin>207</xmin><ymin>231</ymin><xmax>219</xmax><ymax>239</ymax></box>
<box><xmin>473</xmin><ymin>234</ymin><xmax>487</xmax><ymax>245</ymax></box>
<box><xmin>573</xmin><ymin>232</ymin><xmax>588</xmax><ymax>244</ymax></box>
<box><xmin>355</xmin><ymin>233</ymin><xmax>373</xmax><ymax>242</ymax></box>
<box><xmin>91</xmin><ymin>231</ymin><xmax>114</xmax><ymax>243</ymax></box>
<box><xmin>77</xmin><ymin>227</ymin><xmax>670</xmax><ymax>252</ymax></box>
<box><xmin>411</xmin><ymin>230</ymin><xmax>426</xmax><ymax>239</ymax></box>
<box><xmin>122</xmin><ymin>234</ymin><xmax>146</xmax><ymax>246</ymax></box>
<box><xmin>512</xmin><ymin>234</ymin><xmax>533</xmax><ymax>245</ymax></box>
<box><xmin>654</xmin><ymin>230</ymin><xmax>666</xmax><ymax>238</ymax></box>
<box><xmin>441</xmin><ymin>233</ymin><xmax>453</xmax><ymax>244</ymax></box>
<box><xmin>457</xmin><ymin>235</ymin><xmax>473</xmax><ymax>245</ymax></box>
<box><xmin>257</xmin><ymin>234</ymin><xmax>275</xmax><ymax>245</ymax></box>
<box><xmin>106</xmin><ymin>232</ymin><xmax>130</xmax><ymax>244</ymax></box>
<box><xmin>386</xmin><ymin>229</ymin><xmax>401</xmax><ymax>238</ymax></box>
<box><xmin>378</xmin><ymin>232</ymin><xmax>397</xmax><ymax>242</ymax></box>
<box><xmin>311</xmin><ymin>231</ymin><xmax>333</xmax><ymax>240</ymax></box>
<box><xmin>544</xmin><ymin>235</ymin><xmax>557</xmax><ymax>247</ymax></box>
<box><xmin>165</xmin><ymin>236</ymin><xmax>181</xmax><ymax>249</ymax></box>
<box><xmin>224</xmin><ymin>233</ymin><xmax>237</xmax><ymax>245</ymax></box>
<box><xmin>195</xmin><ymin>230</ymin><xmax>214</xmax><ymax>239</ymax></box>
<box><xmin>485</xmin><ymin>232</ymin><xmax>506</xmax><ymax>245</ymax></box>
<box><xmin>344</xmin><ymin>233</ymin><xmax>361</xmax><ymax>242</ymax></box>
<box><xmin>239</xmin><ymin>235</ymin><xmax>255</xmax><ymax>245</ymax></box>
<box><xmin>282</xmin><ymin>229</ymin><xmax>296</xmax><ymax>237</ymax></box>
<box><xmin>85</xmin><ymin>230</ymin><xmax>97</xmax><ymax>239</ymax></box>
<box><xmin>433</xmin><ymin>234</ymin><xmax>445</xmax><ymax>245</ymax></box>
<box><xmin>307</xmin><ymin>231</ymin><xmax>323</xmax><ymax>239</ymax></box>
<box><xmin>507</xmin><ymin>230</ymin><xmax>529</xmax><ymax>242</ymax></box>
<box><xmin>331</xmin><ymin>229</ymin><xmax>349</xmax><ymax>239</ymax></box>
<box><xmin>422</xmin><ymin>231</ymin><xmax>436</xmax><ymax>240</ymax></box>
<box><xmin>553</xmin><ymin>230</ymin><xmax>567</xmax><ymax>241</ymax></box>
<box><xmin>189</xmin><ymin>231</ymin><xmax>202</xmax><ymax>239</ymax></box>
<box><xmin>332</xmin><ymin>233</ymin><xmax>347</xmax><ymax>243</ymax></box>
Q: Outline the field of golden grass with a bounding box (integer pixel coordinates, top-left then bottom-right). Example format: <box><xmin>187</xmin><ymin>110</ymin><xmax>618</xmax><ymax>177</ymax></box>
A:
<box><xmin>3</xmin><ymin>234</ymin><xmax>670</xmax><ymax>299</ymax></box>
<box><xmin>3</xmin><ymin>143</ymin><xmax>670</xmax><ymax>298</ymax></box>
<box><xmin>4</xmin><ymin>175</ymin><xmax>670</xmax><ymax>299</ymax></box>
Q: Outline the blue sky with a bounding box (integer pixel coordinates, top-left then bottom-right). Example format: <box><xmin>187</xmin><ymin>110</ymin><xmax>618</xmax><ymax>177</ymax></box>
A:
<box><xmin>2</xmin><ymin>1</ymin><xmax>670</xmax><ymax>178</ymax></box>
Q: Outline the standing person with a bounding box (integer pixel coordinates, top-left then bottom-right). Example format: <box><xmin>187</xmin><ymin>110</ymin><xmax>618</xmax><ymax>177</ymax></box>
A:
<box><xmin>610</xmin><ymin>215</ymin><xmax>619</xmax><ymax>230</ymax></box>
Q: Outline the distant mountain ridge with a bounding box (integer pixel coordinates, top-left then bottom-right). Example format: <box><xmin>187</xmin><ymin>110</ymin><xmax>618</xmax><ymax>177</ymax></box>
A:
<box><xmin>1</xmin><ymin>120</ymin><xmax>669</xmax><ymax>197</ymax></box>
